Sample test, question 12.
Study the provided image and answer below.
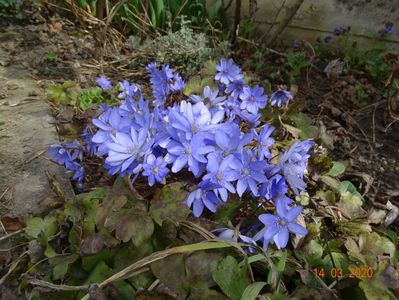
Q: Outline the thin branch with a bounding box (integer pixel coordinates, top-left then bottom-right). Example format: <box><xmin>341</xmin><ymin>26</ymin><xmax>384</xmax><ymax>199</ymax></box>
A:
<box><xmin>26</xmin><ymin>277</ymin><xmax>89</xmax><ymax>291</ymax></box>
<box><xmin>259</xmin><ymin>0</ymin><xmax>287</xmax><ymax>42</ymax></box>
<box><xmin>267</xmin><ymin>0</ymin><xmax>305</xmax><ymax>46</ymax></box>
<box><xmin>231</xmin><ymin>0</ymin><xmax>241</xmax><ymax>45</ymax></box>
<box><xmin>0</xmin><ymin>229</ymin><xmax>24</xmax><ymax>242</ymax></box>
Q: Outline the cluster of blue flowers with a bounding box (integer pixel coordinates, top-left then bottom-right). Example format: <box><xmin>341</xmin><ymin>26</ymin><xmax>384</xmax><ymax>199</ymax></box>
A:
<box><xmin>47</xmin><ymin>58</ymin><xmax>312</xmax><ymax>251</ymax></box>
<box><xmin>325</xmin><ymin>22</ymin><xmax>394</xmax><ymax>43</ymax></box>
<box><xmin>46</xmin><ymin>140</ymin><xmax>85</xmax><ymax>183</ymax></box>
<box><xmin>378</xmin><ymin>22</ymin><xmax>394</xmax><ymax>37</ymax></box>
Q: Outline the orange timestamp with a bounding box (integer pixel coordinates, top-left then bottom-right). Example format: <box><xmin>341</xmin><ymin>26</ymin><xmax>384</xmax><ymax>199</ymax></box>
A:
<box><xmin>313</xmin><ymin>267</ymin><xmax>374</xmax><ymax>279</ymax></box>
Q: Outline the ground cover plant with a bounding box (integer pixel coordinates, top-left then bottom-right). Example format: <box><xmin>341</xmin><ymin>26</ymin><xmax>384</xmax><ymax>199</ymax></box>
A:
<box><xmin>0</xmin><ymin>2</ymin><xmax>398</xmax><ymax>300</ymax></box>
<box><xmin>1</xmin><ymin>56</ymin><xmax>396</xmax><ymax>300</ymax></box>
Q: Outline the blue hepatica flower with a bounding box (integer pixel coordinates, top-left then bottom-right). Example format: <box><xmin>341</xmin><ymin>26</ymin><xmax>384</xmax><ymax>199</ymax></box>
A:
<box><xmin>269</xmin><ymin>89</ymin><xmax>293</xmax><ymax>107</ymax></box>
<box><xmin>279</xmin><ymin>140</ymin><xmax>314</xmax><ymax>195</ymax></box>
<box><xmin>142</xmin><ymin>154</ymin><xmax>169</xmax><ymax>186</ymax></box>
<box><xmin>170</xmin><ymin>73</ymin><xmax>186</xmax><ymax>92</ymax></box>
<box><xmin>239</xmin><ymin>85</ymin><xmax>268</xmax><ymax>114</ymax></box>
<box><xmin>48</xmin><ymin>59</ymin><xmax>316</xmax><ymax>248</ymax></box>
<box><xmin>324</xmin><ymin>36</ymin><xmax>333</xmax><ymax>44</ymax></box>
<box><xmin>46</xmin><ymin>140</ymin><xmax>85</xmax><ymax>183</ymax></box>
<box><xmin>168</xmin><ymin>101</ymin><xmax>213</xmax><ymax>139</ymax></box>
<box><xmin>81</xmin><ymin>125</ymin><xmax>97</xmax><ymax>156</ymax></box>
<box><xmin>213</xmin><ymin>227</ymin><xmax>257</xmax><ymax>252</ymax></box>
<box><xmin>225</xmin><ymin>79</ymin><xmax>247</xmax><ymax>100</ymax></box>
<box><xmin>212</xmin><ymin>124</ymin><xmax>253</xmax><ymax>160</ymax></box>
<box><xmin>118</xmin><ymin>80</ymin><xmax>140</xmax><ymax>100</ymax></box>
<box><xmin>256</xmin><ymin>124</ymin><xmax>275</xmax><ymax>160</ymax></box>
<box><xmin>215</xmin><ymin>58</ymin><xmax>243</xmax><ymax>85</ymax></box>
<box><xmin>260</xmin><ymin>174</ymin><xmax>288</xmax><ymax>201</ymax></box>
<box><xmin>146</xmin><ymin>62</ymin><xmax>184</xmax><ymax>106</ymax></box>
<box><xmin>258</xmin><ymin>198</ymin><xmax>307</xmax><ymax>249</ymax></box>
<box><xmin>378</xmin><ymin>22</ymin><xmax>394</xmax><ymax>36</ymax></box>
<box><xmin>92</xmin><ymin>107</ymin><xmax>131</xmax><ymax>156</ymax></box>
<box><xmin>203</xmin><ymin>153</ymin><xmax>240</xmax><ymax>200</ymax></box>
<box><xmin>105</xmin><ymin>127</ymin><xmax>154</xmax><ymax>174</ymax></box>
<box><xmin>166</xmin><ymin>132</ymin><xmax>214</xmax><ymax>177</ymax></box>
<box><xmin>96</xmin><ymin>75</ymin><xmax>112</xmax><ymax>90</ymax></box>
<box><xmin>190</xmin><ymin>86</ymin><xmax>226</xmax><ymax>109</ymax></box>
<box><xmin>185</xmin><ymin>183</ymin><xmax>223</xmax><ymax>217</ymax></box>
<box><xmin>235</xmin><ymin>150</ymin><xmax>268</xmax><ymax>197</ymax></box>
<box><xmin>333</xmin><ymin>26</ymin><xmax>347</xmax><ymax>36</ymax></box>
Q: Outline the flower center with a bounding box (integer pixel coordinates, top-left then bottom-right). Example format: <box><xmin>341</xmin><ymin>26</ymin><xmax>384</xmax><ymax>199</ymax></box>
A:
<box><xmin>153</xmin><ymin>166</ymin><xmax>159</xmax><ymax>174</ymax></box>
<box><xmin>130</xmin><ymin>146</ymin><xmax>139</xmax><ymax>154</ymax></box>
<box><xmin>186</xmin><ymin>147</ymin><xmax>191</xmax><ymax>155</ymax></box>
<box><xmin>279</xmin><ymin>219</ymin><xmax>286</xmax><ymax>225</ymax></box>
<box><xmin>216</xmin><ymin>173</ymin><xmax>223</xmax><ymax>181</ymax></box>
<box><xmin>191</xmin><ymin>125</ymin><xmax>198</xmax><ymax>132</ymax></box>
<box><xmin>243</xmin><ymin>168</ymin><xmax>250</xmax><ymax>176</ymax></box>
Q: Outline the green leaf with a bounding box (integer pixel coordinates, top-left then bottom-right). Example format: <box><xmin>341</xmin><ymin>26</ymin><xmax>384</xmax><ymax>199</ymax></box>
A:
<box><xmin>325</xmin><ymin>161</ymin><xmax>346</xmax><ymax>177</ymax></box>
<box><xmin>322</xmin><ymin>252</ymin><xmax>349</xmax><ymax>279</ymax></box>
<box><xmin>338</xmin><ymin>191</ymin><xmax>365</xmax><ymax>219</ymax></box>
<box><xmin>188</xmin><ymin>281</ymin><xmax>228</xmax><ymax>300</ymax></box>
<box><xmin>150</xmin><ymin>183</ymin><xmax>190</xmax><ymax>225</ymax></box>
<box><xmin>77</xmin><ymin>87</ymin><xmax>104</xmax><ymax>111</ymax></box>
<box><xmin>186</xmin><ymin>251</ymin><xmax>224</xmax><ymax>286</ymax></box>
<box><xmin>44</xmin><ymin>244</ymin><xmax>57</xmax><ymax>258</ymax></box>
<box><xmin>151</xmin><ymin>254</ymin><xmax>187</xmax><ymax>297</ymax></box>
<box><xmin>25</xmin><ymin>216</ymin><xmax>57</xmax><ymax>239</ymax></box>
<box><xmin>50</xmin><ymin>254</ymin><xmax>79</xmax><ymax>281</ymax></box>
<box><xmin>52</xmin><ymin>263</ymin><xmax>69</xmax><ymax>281</ymax></box>
<box><xmin>105</xmin><ymin>209</ymin><xmax>154</xmax><ymax>246</ymax></box>
<box><xmin>112</xmin><ymin>281</ymin><xmax>136</xmax><ymax>300</ymax></box>
<box><xmin>86</xmin><ymin>261</ymin><xmax>111</xmax><ymax>284</ymax></box>
<box><xmin>184</xmin><ymin>76</ymin><xmax>203</xmax><ymax>95</ymax></box>
<box><xmin>214</xmin><ymin>199</ymin><xmax>242</xmax><ymax>224</ymax></box>
<box><xmin>213</xmin><ymin>256</ymin><xmax>249</xmax><ymax>300</ymax></box>
<box><xmin>200</xmin><ymin>60</ymin><xmax>217</xmax><ymax>77</ymax></box>
<box><xmin>240</xmin><ymin>282</ymin><xmax>266</xmax><ymax>300</ymax></box>
<box><xmin>320</xmin><ymin>175</ymin><xmax>341</xmax><ymax>191</ymax></box>
<box><xmin>302</xmin><ymin>241</ymin><xmax>323</xmax><ymax>264</ymax></box>
<box><xmin>81</xmin><ymin>249</ymin><xmax>114</xmax><ymax>272</ymax></box>
<box><xmin>339</xmin><ymin>181</ymin><xmax>363</xmax><ymax>200</ymax></box>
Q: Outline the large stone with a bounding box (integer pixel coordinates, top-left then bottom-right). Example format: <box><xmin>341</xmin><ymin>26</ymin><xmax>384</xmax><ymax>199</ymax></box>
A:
<box><xmin>0</xmin><ymin>47</ymin><xmax>74</xmax><ymax>216</ymax></box>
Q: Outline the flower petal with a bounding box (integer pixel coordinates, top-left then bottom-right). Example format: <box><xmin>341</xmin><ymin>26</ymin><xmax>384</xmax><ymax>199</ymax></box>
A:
<box><xmin>286</xmin><ymin>206</ymin><xmax>303</xmax><ymax>222</ymax></box>
<box><xmin>274</xmin><ymin>227</ymin><xmax>289</xmax><ymax>249</ymax></box>
<box><xmin>287</xmin><ymin>223</ymin><xmax>308</xmax><ymax>236</ymax></box>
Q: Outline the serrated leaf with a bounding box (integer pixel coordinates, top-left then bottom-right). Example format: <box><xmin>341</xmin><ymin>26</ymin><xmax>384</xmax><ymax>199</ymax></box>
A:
<box><xmin>150</xmin><ymin>183</ymin><xmax>190</xmax><ymax>225</ymax></box>
<box><xmin>213</xmin><ymin>256</ymin><xmax>249</xmax><ymax>300</ymax></box>
<box><xmin>240</xmin><ymin>282</ymin><xmax>266</xmax><ymax>300</ymax></box>
<box><xmin>325</xmin><ymin>161</ymin><xmax>346</xmax><ymax>177</ymax></box>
